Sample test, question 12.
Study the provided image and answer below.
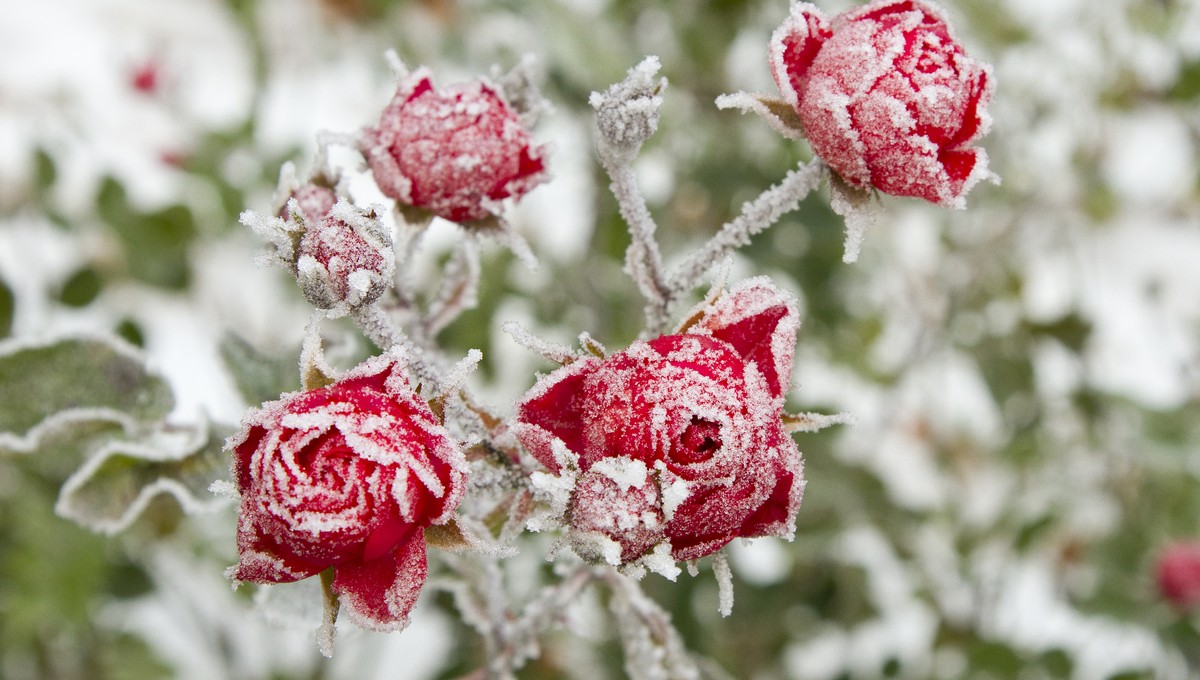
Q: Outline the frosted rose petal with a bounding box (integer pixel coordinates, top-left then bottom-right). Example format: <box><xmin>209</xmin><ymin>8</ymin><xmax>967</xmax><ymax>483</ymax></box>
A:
<box><xmin>333</xmin><ymin>534</ymin><xmax>428</xmax><ymax>631</ymax></box>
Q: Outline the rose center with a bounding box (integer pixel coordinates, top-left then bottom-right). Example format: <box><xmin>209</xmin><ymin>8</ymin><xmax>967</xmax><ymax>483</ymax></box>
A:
<box><xmin>677</xmin><ymin>417</ymin><xmax>722</xmax><ymax>464</ymax></box>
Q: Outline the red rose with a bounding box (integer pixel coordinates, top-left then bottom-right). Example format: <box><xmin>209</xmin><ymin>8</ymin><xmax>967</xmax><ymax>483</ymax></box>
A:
<box><xmin>515</xmin><ymin>278</ymin><xmax>804</xmax><ymax>563</ymax></box>
<box><xmin>770</xmin><ymin>0</ymin><xmax>993</xmax><ymax>207</ymax></box>
<box><xmin>227</xmin><ymin>352</ymin><xmax>466</xmax><ymax>631</ymax></box>
<box><xmin>293</xmin><ymin>201</ymin><xmax>394</xmax><ymax>311</ymax></box>
<box><xmin>361</xmin><ymin>68</ymin><xmax>549</xmax><ymax>224</ymax></box>
<box><xmin>1156</xmin><ymin>542</ymin><xmax>1200</xmax><ymax>610</ymax></box>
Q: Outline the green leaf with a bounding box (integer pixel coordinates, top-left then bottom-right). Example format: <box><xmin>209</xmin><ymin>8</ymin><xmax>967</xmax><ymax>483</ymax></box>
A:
<box><xmin>34</xmin><ymin>147</ymin><xmax>57</xmax><ymax>191</ymax></box>
<box><xmin>0</xmin><ymin>276</ymin><xmax>12</xmax><ymax>339</ymax></box>
<box><xmin>96</xmin><ymin>176</ymin><xmax>197</xmax><ymax>290</ymax></box>
<box><xmin>56</xmin><ymin>422</ymin><xmax>233</xmax><ymax>534</ymax></box>
<box><xmin>0</xmin><ymin>335</ymin><xmax>174</xmax><ymax>455</ymax></box>
<box><xmin>218</xmin><ymin>333</ymin><xmax>301</xmax><ymax>406</ymax></box>
<box><xmin>59</xmin><ymin>266</ymin><xmax>103</xmax><ymax>307</ymax></box>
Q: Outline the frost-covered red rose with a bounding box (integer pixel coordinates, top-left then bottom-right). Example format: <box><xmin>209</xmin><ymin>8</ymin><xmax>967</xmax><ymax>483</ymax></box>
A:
<box><xmin>1156</xmin><ymin>542</ymin><xmax>1200</xmax><ymax>610</ymax></box>
<box><xmin>361</xmin><ymin>68</ymin><xmax>549</xmax><ymax>224</ymax></box>
<box><xmin>514</xmin><ymin>278</ymin><xmax>805</xmax><ymax>564</ymax></box>
<box><xmin>227</xmin><ymin>351</ymin><xmax>467</xmax><ymax>631</ymax></box>
<box><xmin>770</xmin><ymin>0</ymin><xmax>993</xmax><ymax>207</ymax></box>
<box><xmin>293</xmin><ymin>201</ymin><xmax>394</xmax><ymax>311</ymax></box>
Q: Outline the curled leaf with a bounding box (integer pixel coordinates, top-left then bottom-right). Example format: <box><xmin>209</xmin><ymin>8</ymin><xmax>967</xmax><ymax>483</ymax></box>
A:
<box><xmin>55</xmin><ymin>422</ymin><xmax>232</xmax><ymax>535</ymax></box>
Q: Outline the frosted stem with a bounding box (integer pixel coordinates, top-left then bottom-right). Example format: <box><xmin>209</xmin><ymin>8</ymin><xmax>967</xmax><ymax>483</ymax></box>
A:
<box><xmin>601</xmin><ymin>158</ymin><xmax>673</xmax><ymax>331</ymax></box>
<box><xmin>350</xmin><ymin>304</ymin><xmax>442</xmax><ymax>388</ymax></box>
<box><xmin>424</xmin><ymin>238</ymin><xmax>482</xmax><ymax>338</ymax></box>
<box><xmin>601</xmin><ymin>569</ymin><xmax>700</xmax><ymax>680</ymax></box>
<box><xmin>670</xmin><ymin>159</ymin><xmax>825</xmax><ymax>293</ymax></box>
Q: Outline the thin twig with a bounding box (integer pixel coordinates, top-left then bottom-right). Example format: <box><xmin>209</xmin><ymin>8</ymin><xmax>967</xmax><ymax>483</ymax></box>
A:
<box><xmin>670</xmin><ymin>158</ymin><xmax>825</xmax><ymax>294</ymax></box>
<box><xmin>601</xmin><ymin>158</ymin><xmax>673</xmax><ymax>330</ymax></box>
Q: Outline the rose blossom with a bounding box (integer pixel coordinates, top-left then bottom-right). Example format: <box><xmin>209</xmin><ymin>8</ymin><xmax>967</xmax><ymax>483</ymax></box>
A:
<box><xmin>770</xmin><ymin>0</ymin><xmax>994</xmax><ymax>207</ymax></box>
<box><xmin>361</xmin><ymin>68</ymin><xmax>549</xmax><ymax>225</ymax></box>
<box><xmin>514</xmin><ymin>278</ymin><xmax>805</xmax><ymax>564</ymax></box>
<box><xmin>227</xmin><ymin>351</ymin><xmax>467</xmax><ymax>631</ymax></box>
<box><xmin>1156</xmin><ymin>542</ymin><xmax>1200</xmax><ymax>610</ymax></box>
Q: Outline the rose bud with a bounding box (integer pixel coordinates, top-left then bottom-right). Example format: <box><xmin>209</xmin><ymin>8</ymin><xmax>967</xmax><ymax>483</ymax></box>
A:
<box><xmin>770</xmin><ymin>0</ymin><xmax>994</xmax><ymax>207</ymax></box>
<box><xmin>360</xmin><ymin>68</ymin><xmax>549</xmax><ymax>225</ymax></box>
<box><xmin>515</xmin><ymin>278</ymin><xmax>805</xmax><ymax>564</ymax></box>
<box><xmin>294</xmin><ymin>200</ymin><xmax>394</xmax><ymax>312</ymax></box>
<box><xmin>1156</xmin><ymin>542</ymin><xmax>1200</xmax><ymax>611</ymax></box>
<box><xmin>227</xmin><ymin>351</ymin><xmax>467</xmax><ymax>631</ymax></box>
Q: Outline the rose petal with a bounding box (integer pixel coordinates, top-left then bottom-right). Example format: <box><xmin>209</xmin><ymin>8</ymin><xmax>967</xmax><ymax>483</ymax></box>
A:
<box><xmin>698</xmin><ymin>278</ymin><xmax>799</xmax><ymax>400</ymax></box>
<box><xmin>333</xmin><ymin>534</ymin><xmax>427</xmax><ymax>632</ymax></box>
<box><xmin>514</xmin><ymin>357</ymin><xmax>600</xmax><ymax>471</ymax></box>
<box><xmin>231</xmin><ymin>509</ymin><xmax>326</xmax><ymax>584</ymax></box>
<box><xmin>769</xmin><ymin>2</ymin><xmax>832</xmax><ymax>109</ymax></box>
<box><xmin>737</xmin><ymin>464</ymin><xmax>804</xmax><ymax>539</ymax></box>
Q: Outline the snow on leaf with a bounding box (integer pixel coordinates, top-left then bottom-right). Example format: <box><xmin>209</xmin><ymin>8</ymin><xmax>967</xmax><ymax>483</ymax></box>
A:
<box><xmin>56</xmin><ymin>422</ymin><xmax>232</xmax><ymax>534</ymax></box>
<box><xmin>714</xmin><ymin>91</ymin><xmax>807</xmax><ymax>141</ymax></box>
<box><xmin>0</xmin><ymin>334</ymin><xmax>173</xmax><ymax>455</ymax></box>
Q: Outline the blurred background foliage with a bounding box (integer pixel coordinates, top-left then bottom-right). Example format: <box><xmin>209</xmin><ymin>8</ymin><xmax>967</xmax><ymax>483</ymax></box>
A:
<box><xmin>1</xmin><ymin>0</ymin><xmax>1199</xmax><ymax>678</ymax></box>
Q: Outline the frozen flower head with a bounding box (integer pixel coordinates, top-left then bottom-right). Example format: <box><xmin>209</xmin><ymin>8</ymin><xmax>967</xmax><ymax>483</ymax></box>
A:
<box><xmin>361</xmin><ymin>68</ymin><xmax>549</xmax><ymax>225</ymax></box>
<box><xmin>227</xmin><ymin>351</ymin><xmax>467</xmax><ymax>632</ymax></box>
<box><xmin>515</xmin><ymin>278</ymin><xmax>805</xmax><ymax>565</ymax></box>
<box><xmin>1156</xmin><ymin>542</ymin><xmax>1200</xmax><ymax>610</ymax></box>
<box><xmin>294</xmin><ymin>201</ymin><xmax>394</xmax><ymax>312</ymax></box>
<box><xmin>770</xmin><ymin>0</ymin><xmax>994</xmax><ymax>207</ymax></box>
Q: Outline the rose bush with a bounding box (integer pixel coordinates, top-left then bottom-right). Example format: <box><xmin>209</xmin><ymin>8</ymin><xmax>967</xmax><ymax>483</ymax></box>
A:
<box><xmin>360</xmin><ymin>68</ymin><xmax>549</xmax><ymax>225</ymax></box>
<box><xmin>770</xmin><ymin>0</ymin><xmax>993</xmax><ymax>207</ymax></box>
<box><xmin>227</xmin><ymin>351</ymin><xmax>467</xmax><ymax>631</ymax></box>
<box><xmin>514</xmin><ymin>278</ymin><xmax>804</xmax><ymax>563</ymax></box>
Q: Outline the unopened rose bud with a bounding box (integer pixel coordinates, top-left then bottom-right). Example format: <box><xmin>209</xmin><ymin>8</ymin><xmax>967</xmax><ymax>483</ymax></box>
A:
<box><xmin>361</xmin><ymin>68</ymin><xmax>549</xmax><ymax>225</ymax></box>
<box><xmin>590</xmin><ymin>56</ymin><xmax>666</xmax><ymax>161</ymax></box>
<box><xmin>295</xmin><ymin>201</ymin><xmax>394</xmax><ymax>312</ymax></box>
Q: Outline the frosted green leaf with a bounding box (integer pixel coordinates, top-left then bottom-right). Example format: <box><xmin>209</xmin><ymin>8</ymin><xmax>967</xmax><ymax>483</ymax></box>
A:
<box><xmin>56</xmin><ymin>422</ymin><xmax>232</xmax><ymax>535</ymax></box>
<box><xmin>0</xmin><ymin>335</ymin><xmax>174</xmax><ymax>455</ymax></box>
